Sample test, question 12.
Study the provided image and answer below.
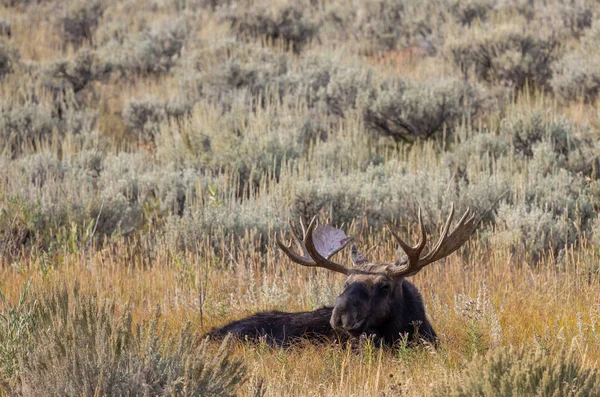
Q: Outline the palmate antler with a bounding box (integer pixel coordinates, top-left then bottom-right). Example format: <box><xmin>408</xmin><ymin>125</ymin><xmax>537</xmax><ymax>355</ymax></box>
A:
<box><xmin>276</xmin><ymin>217</ymin><xmax>354</xmax><ymax>274</ymax></box>
<box><xmin>385</xmin><ymin>204</ymin><xmax>477</xmax><ymax>278</ymax></box>
<box><xmin>277</xmin><ymin>205</ymin><xmax>477</xmax><ymax>278</ymax></box>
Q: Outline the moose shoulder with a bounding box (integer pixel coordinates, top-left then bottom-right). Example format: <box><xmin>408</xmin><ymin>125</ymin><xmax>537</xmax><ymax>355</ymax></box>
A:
<box><xmin>207</xmin><ymin>205</ymin><xmax>477</xmax><ymax>346</ymax></box>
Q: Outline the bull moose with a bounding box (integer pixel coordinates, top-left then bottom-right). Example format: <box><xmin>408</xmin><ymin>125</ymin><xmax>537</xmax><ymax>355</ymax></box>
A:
<box><xmin>208</xmin><ymin>205</ymin><xmax>477</xmax><ymax>346</ymax></box>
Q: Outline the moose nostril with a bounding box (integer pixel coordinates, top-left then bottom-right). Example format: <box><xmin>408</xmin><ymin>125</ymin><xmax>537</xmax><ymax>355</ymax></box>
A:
<box><xmin>340</xmin><ymin>313</ymin><xmax>356</xmax><ymax>329</ymax></box>
<box><xmin>331</xmin><ymin>317</ymin><xmax>340</xmax><ymax>329</ymax></box>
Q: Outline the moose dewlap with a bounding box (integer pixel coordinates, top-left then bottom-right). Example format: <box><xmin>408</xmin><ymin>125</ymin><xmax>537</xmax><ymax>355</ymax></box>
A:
<box><xmin>208</xmin><ymin>205</ymin><xmax>477</xmax><ymax>346</ymax></box>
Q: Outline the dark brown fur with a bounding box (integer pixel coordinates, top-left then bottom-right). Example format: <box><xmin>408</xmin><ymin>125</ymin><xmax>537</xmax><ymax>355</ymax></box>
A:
<box><xmin>207</xmin><ymin>278</ymin><xmax>436</xmax><ymax>347</ymax></box>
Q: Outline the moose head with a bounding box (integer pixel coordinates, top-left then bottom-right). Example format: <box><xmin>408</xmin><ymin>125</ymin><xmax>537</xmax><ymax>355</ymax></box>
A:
<box><xmin>276</xmin><ymin>205</ymin><xmax>477</xmax><ymax>341</ymax></box>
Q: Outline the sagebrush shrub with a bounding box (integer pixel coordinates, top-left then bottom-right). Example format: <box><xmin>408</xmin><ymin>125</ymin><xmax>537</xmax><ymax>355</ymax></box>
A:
<box><xmin>59</xmin><ymin>0</ymin><xmax>105</xmax><ymax>48</ymax></box>
<box><xmin>200</xmin><ymin>53</ymin><xmax>289</xmax><ymax>111</ymax></box>
<box><xmin>433</xmin><ymin>344</ymin><xmax>600</xmax><ymax>396</ymax></box>
<box><xmin>0</xmin><ymin>19</ymin><xmax>11</xmax><ymax>38</ymax></box>
<box><xmin>290</xmin><ymin>54</ymin><xmax>376</xmax><ymax>119</ymax></box>
<box><xmin>493</xmin><ymin>201</ymin><xmax>570</xmax><ymax>262</ymax></box>
<box><xmin>551</xmin><ymin>52</ymin><xmax>600</xmax><ymax>103</ymax></box>
<box><xmin>535</xmin><ymin>0</ymin><xmax>593</xmax><ymax>39</ymax></box>
<box><xmin>499</xmin><ymin>110</ymin><xmax>576</xmax><ymax>158</ymax></box>
<box><xmin>225</xmin><ymin>2</ymin><xmax>318</xmax><ymax>53</ymax></box>
<box><xmin>0</xmin><ymin>102</ymin><xmax>55</xmax><ymax>158</ymax></box>
<box><xmin>109</xmin><ymin>19</ymin><xmax>189</xmax><ymax>77</ymax></box>
<box><xmin>123</xmin><ymin>97</ymin><xmax>168</xmax><ymax>144</ymax></box>
<box><xmin>552</xmin><ymin>20</ymin><xmax>600</xmax><ymax>102</ymax></box>
<box><xmin>364</xmin><ymin>77</ymin><xmax>484</xmax><ymax>142</ymax></box>
<box><xmin>355</xmin><ymin>0</ymin><xmax>447</xmax><ymax>52</ymax></box>
<box><xmin>13</xmin><ymin>285</ymin><xmax>246</xmax><ymax>396</ymax></box>
<box><xmin>447</xmin><ymin>23</ymin><xmax>558</xmax><ymax>90</ymax></box>
<box><xmin>0</xmin><ymin>280</ymin><xmax>35</xmax><ymax>393</ymax></box>
<box><xmin>45</xmin><ymin>49</ymin><xmax>113</xmax><ymax>94</ymax></box>
<box><xmin>449</xmin><ymin>0</ymin><xmax>494</xmax><ymax>26</ymax></box>
<box><xmin>0</xmin><ymin>41</ymin><xmax>18</xmax><ymax>78</ymax></box>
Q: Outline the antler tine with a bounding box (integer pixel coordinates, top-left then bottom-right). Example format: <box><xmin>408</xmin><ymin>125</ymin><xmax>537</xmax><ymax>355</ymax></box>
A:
<box><xmin>299</xmin><ymin>217</ymin><xmax>307</xmax><ymax>238</ymax></box>
<box><xmin>276</xmin><ymin>231</ymin><xmax>314</xmax><ymax>267</ymax></box>
<box><xmin>387</xmin><ymin>207</ymin><xmax>427</xmax><ymax>265</ymax></box>
<box><xmin>421</xmin><ymin>207</ymin><xmax>476</xmax><ymax>262</ymax></box>
<box><xmin>386</xmin><ymin>204</ymin><xmax>477</xmax><ymax>278</ymax></box>
<box><xmin>287</xmin><ymin>219</ymin><xmax>305</xmax><ymax>254</ymax></box>
<box><xmin>305</xmin><ymin>218</ymin><xmax>352</xmax><ymax>275</ymax></box>
<box><xmin>419</xmin><ymin>203</ymin><xmax>455</xmax><ymax>263</ymax></box>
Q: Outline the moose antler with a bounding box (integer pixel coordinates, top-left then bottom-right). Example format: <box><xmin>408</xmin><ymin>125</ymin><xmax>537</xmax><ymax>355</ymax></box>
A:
<box><xmin>276</xmin><ymin>216</ymin><xmax>353</xmax><ymax>274</ymax></box>
<box><xmin>385</xmin><ymin>204</ymin><xmax>476</xmax><ymax>278</ymax></box>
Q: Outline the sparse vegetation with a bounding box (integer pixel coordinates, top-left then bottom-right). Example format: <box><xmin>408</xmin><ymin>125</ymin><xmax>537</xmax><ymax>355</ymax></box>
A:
<box><xmin>434</xmin><ymin>344</ymin><xmax>600</xmax><ymax>396</ymax></box>
<box><xmin>1</xmin><ymin>0</ymin><xmax>600</xmax><ymax>395</ymax></box>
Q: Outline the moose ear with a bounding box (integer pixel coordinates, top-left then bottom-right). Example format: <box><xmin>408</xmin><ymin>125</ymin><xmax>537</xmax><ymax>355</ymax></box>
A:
<box><xmin>350</xmin><ymin>244</ymin><xmax>369</xmax><ymax>266</ymax></box>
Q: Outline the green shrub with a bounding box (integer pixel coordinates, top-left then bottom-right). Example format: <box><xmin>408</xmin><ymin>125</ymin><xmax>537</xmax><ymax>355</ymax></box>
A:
<box><xmin>493</xmin><ymin>201</ymin><xmax>571</xmax><ymax>262</ymax></box>
<box><xmin>108</xmin><ymin>19</ymin><xmax>189</xmax><ymax>77</ymax></box>
<box><xmin>0</xmin><ymin>280</ymin><xmax>35</xmax><ymax>392</ymax></box>
<box><xmin>200</xmin><ymin>50</ymin><xmax>290</xmax><ymax>111</ymax></box>
<box><xmin>552</xmin><ymin>21</ymin><xmax>600</xmax><ymax>103</ymax></box>
<box><xmin>0</xmin><ymin>19</ymin><xmax>11</xmax><ymax>38</ymax></box>
<box><xmin>364</xmin><ymin>77</ymin><xmax>484</xmax><ymax>142</ymax></box>
<box><xmin>289</xmin><ymin>54</ymin><xmax>376</xmax><ymax>119</ymax></box>
<box><xmin>13</xmin><ymin>285</ymin><xmax>246</xmax><ymax>396</ymax></box>
<box><xmin>0</xmin><ymin>41</ymin><xmax>18</xmax><ymax>78</ymax></box>
<box><xmin>58</xmin><ymin>0</ymin><xmax>105</xmax><ymax>48</ymax></box>
<box><xmin>0</xmin><ymin>102</ymin><xmax>55</xmax><ymax>158</ymax></box>
<box><xmin>442</xmin><ymin>129</ymin><xmax>511</xmax><ymax>174</ymax></box>
<box><xmin>449</xmin><ymin>0</ymin><xmax>494</xmax><ymax>26</ymax></box>
<box><xmin>225</xmin><ymin>2</ymin><xmax>318</xmax><ymax>53</ymax></box>
<box><xmin>447</xmin><ymin>23</ymin><xmax>558</xmax><ymax>90</ymax></box>
<box><xmin>499</xmin><ymin>110</ymin><xmax>577</xmax><ymax>159</ymax></box>
<box><xmin>551</xmin><ymin>52</ymin><xmax>600</xmax><ymax>103</ymax></box>
<box><xmin>433</xmin><ymin>344</ymin><xmax>600</xmax><ymax>396</ymax></box>
<box><xmin>355</xmin><ymin>0</ymin><xmax>447</xmax><ymax>52</ymax></box>
<box><xmin>124</xmin><ymin>97</ymin><xmax>168</xmax><ymax>144</ymax></box>
<box><xmin>535</xmin><ymin>0</ymin><xmax>593</xmax><ymax>39</ymax></box>
<box><xmin>45</xmin><ymin>49</ymin><xmax>113</xmax><ymax>94</ymax></box>
<box><xmin>124</xmin><ymin>96</ymin><xmax>194</xmax><ymax>145</ymax></box>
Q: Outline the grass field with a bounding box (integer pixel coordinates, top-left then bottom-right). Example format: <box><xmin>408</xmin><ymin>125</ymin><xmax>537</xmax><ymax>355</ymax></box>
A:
<box><xmin>1</xmin><ymin>0</ymin><xmax>600</xmax><ymax>395</ymax></box>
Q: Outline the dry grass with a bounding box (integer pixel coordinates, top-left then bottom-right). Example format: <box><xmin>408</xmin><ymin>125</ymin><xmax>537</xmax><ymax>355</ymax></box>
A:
<box><xmin>1</xmin><ymin>229</ymin><xmax>599</xmax><ymax>395</ymax></box>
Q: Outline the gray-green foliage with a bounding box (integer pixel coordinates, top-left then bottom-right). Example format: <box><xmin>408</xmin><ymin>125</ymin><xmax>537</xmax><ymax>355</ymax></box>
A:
<box><xmin>552</xmin><ymin>20</ymin><xmax>600</xmax><ymax>103</ymax></box>
<box><xmin>108</xmin><ymin>18</ymin><xmax>190</xmax><ymax>77</ymax></box>
<box><xmin>0</xmin><ymin>19</ymin><xmax>10</xmax><ymax>37</ymax></box>
<box><xmin>364</xmin><ymin>77</ymin><xmax>484</xmax><ymax>142</ymax></box>
<box><xmin>45</xmin><ymin>49</ymin><xmax>113</xmax><ymax>94</ymax></box>
<box><xmin>224</xmin><ymin>2</ymin><xmax>318</xmax><ymax>53</ymax></box>
<box><xmin>447</xmin><ymin>23</ymin><xmax>558</xmax><ymax>90</ymax></box>
<box><xmin>123</xmin><ymin>97</ymin><xmax>193</xmax><ymax>144</ymax></box>
<box><xmin>535</xmin><ymin>0</ymin><xmax>594</xmax><ymax>39</ymax></box>
<box><xmin>445</xmin><ymin>109</ymin><xmax>599</xmax><ymax>261</ymax></box>
<box><xmin>58</xmin><ymin>0</ymin><xmax>105</xmax><ymax>48</ymax></box>
<box><xmin>0</xmin><ymin>41</ymin><xmax>18</xmax><ymax>78</ymax></box>
<box><xmin>2</xmin><ymin>0</ymin><xmax>600</xmax><ymax>268</ymax></box>
<box><xmin>433</xmin><ymin>344</ymin><xmax>600</xmax><ymax>396</ymax></box>
<box><xmin>0</xmin><ymin>99</ymin><xmax>99</xmax><ymax>159</ymax></box>
<box><xmin>449</xmin><ymin>0</ymin><xmax>494</xmax><ymax>26</ymax></box>
<box><xmin>196</xmin><ymin>44</ymin><xmax>290</xmax><ymax>111</ymax></box>
<box><xmin>356</xmin><ymin>0</ymin><xmax>446</xmax><ymax>52</ymax></box>
<box><xmin>500</xmin><ymin>110</ymin><xmax>576</xmax><ymax>159</ymax></box>
<box><xmin>0</xmin><ymin>280</ymin><xmax>35</xmax><ymax>393</ymax></box>
<box><xmin>0</xmin><ymin>102</ymin><xmax>55</xmax><ymax>158</ymax></box>
<box><xmin>10</xmin><ymin>284</ymin><xmax>246</xmax><ymax>396</ymax></box>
